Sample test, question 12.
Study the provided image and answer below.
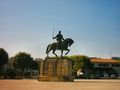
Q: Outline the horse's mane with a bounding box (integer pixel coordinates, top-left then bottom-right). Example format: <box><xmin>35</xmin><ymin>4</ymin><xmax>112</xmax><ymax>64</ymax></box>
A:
<box><xmin>64</xmin><ymin>38</ymin><xmax>74</xmax><ymax>43</ymax></box>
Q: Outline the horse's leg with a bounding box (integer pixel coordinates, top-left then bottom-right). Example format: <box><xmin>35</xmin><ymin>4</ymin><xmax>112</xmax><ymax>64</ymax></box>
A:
<box><xmin>53</xmin><ymin>49</ymin><xmax>58</xmax><ymax>57</ymax></box>
<box><xmin>47</xmin><ymin>48</ymin><xmax>52</xmax><ymax>58</ymax></box>
<box><xmin>47</xmin><ymin>52</ymin><xmax>49</xmax><ymax>58</ymax></box>
<box><xmin>65</xmin><ymin>49</ymin><xmax>70</xmax><ymax>55</ymax></box>
<box><xmin>61</xmin><ymin>50</ymin><xmax>63</xmax><ymax>57</ymax></box>
<box><xmin>46</xmin><ymin>44</ymin><xmax>51</xmax><ymax>58</ymax></box>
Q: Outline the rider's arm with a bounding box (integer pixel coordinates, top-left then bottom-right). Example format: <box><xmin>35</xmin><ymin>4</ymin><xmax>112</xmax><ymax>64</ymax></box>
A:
<box><xmin>62</xmin><ymin>37</ymin><xmax>64</xmax><ymax>40</ymax></box>
<box><xmin>61</xmin><ymin>35</ymin><xmax>64</xmax><ymax>40</ymax></box>
<box><xmin>53</xmin><ymin>35</ymin><xmax>57</xmax><ymax>39</ymax></box>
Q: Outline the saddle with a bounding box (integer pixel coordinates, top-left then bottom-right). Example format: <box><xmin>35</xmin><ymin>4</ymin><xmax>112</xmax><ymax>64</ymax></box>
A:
<box><xmin>56</xmin><ymin>41</ymin><xmax>63</xmax><ymax>49</ymax></box>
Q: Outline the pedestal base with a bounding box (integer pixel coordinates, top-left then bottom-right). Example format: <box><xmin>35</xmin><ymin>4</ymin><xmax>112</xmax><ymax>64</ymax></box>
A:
<box><xmin>39</xmin><ymin>76</ymin><xmax>73</xmax><ymax>82</ymax></box>
<box><xmin>38</xmin><ymin>58</ymin><xmax>73</xmax><ymax>82</ymax></box>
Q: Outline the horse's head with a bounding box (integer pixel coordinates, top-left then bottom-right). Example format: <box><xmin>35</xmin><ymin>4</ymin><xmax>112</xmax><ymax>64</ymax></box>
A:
<box><xmin>64</xmin><ymin>38</ymin><xmax>74</xmax><ymax>47</ymax></box>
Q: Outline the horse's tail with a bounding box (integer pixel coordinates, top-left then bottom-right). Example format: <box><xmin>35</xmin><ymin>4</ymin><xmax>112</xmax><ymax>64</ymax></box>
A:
<box><xmin>46</xmin><ymin>44</ymin><xmax>51</xmax><ymax>54</ymax></box>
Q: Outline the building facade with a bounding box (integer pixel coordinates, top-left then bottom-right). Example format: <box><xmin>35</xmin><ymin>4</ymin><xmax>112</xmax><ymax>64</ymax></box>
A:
<box><xmin>90</xmin><ymin>58</ymin><xmax>120</xmax><ymax>78</ymax></box>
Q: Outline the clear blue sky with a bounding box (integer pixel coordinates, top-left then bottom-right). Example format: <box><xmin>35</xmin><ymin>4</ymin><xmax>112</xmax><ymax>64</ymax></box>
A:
<box><xmin>0</xmin><ymin>0</ymin><xmax>120</xmax><ymax>59</ymax></box>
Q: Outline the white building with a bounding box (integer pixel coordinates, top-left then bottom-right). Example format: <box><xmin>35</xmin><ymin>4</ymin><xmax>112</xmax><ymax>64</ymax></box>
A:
<box><xmin>90</xmin><ymin>58</ymin><xmax>120</xmax><ymax>78</ymax></box>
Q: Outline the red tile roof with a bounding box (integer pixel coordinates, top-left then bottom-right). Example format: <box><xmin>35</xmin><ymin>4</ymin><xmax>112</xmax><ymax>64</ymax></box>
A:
<box><xmin>90</xmin><ymin>58</ymin><xmax>118</xmax><ymax>64</ymax></box>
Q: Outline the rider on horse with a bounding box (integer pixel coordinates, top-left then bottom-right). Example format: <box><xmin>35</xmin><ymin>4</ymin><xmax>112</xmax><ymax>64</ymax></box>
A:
<box><xmin>53</xmin><ymin>31</ymin><xmax>64</xmax><ymax>48</ymax></box>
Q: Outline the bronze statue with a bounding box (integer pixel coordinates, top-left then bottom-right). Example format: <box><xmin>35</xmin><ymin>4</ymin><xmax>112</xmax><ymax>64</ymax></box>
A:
<box><xmin>46</xmin><ymin>37</ymin><xmax>74</xmax><ymax>57</ymax></box>
<box><xmin>53</xmin><ymin>31</ymin><xmax>64</xmax><ymax>48</ymax></box>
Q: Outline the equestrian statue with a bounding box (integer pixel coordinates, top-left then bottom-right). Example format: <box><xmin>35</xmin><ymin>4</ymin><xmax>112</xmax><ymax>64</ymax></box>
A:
<box><xmin>46</xmin><ymin>31</ymin><xmax>74</xmax><ymax>58</ymax></box>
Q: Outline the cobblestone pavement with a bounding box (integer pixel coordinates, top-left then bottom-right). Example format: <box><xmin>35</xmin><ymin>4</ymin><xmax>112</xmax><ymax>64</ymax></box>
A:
<box><xmin>0</xmin><ymin>79</ymin><xmax>120</xmax><ymax>90</ymax></box>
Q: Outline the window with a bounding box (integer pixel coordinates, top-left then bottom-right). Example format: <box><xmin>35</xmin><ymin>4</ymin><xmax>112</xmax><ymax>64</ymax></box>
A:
<box><xmin>98</xmin><ymin>64</ymin><xmax>109</xmax><ymax>67</ymax></box>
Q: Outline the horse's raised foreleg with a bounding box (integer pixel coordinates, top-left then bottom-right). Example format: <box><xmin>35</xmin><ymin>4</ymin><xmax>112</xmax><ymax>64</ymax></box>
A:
<box><xmin>65</xmin><ymin>49</ymin><xmax>70</xmax><ymax>55</ymax></box>
<box><xmin>53</xmin><ymin>50</ymin><xmax>58</xmax><ymax>57</ymax></box>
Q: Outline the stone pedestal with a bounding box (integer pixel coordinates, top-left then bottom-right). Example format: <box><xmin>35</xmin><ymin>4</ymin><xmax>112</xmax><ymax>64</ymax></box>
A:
<box><xmin>38</xmin><ymin>58</ymin><xmax>73</xmax><ymax>82</ymax></box>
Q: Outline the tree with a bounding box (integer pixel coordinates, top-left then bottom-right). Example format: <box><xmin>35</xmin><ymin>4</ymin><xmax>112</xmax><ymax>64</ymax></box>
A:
<box><xmin>112</xmin><ymin>57</ymin><xmax>120</xmax><ymax>60</ymax></box>
<box><xmin>68</xmin><ymin>55</ymin><xmax>92</xmax><ymax>77</ymax></box>
<box><xmin>13</xmin><ymin>52</ymin><xmax>33</xmax><ymax>73</ymax></box>
<box><xmin>0</xmin><ymin>48</ymin><xmax>9</xmax><ymax>70</ymax></box>
<box><xmin>30</xmin><ymin>60</ymin><xmax>39</xmax><ymax>70</ymax></box>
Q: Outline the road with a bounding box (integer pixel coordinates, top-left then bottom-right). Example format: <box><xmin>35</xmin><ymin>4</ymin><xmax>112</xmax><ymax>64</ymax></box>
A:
<box><xmin>0</xmin><ymin>79</ymin><xmax>120</xmax><ymax>90</ymax></box>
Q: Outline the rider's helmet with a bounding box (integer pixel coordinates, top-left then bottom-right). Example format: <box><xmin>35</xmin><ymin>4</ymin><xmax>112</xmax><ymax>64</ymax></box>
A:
<box><xmin>59</xmin><ymin>30</ymin><xmax>61</xmax><ymax>34</ymax></box>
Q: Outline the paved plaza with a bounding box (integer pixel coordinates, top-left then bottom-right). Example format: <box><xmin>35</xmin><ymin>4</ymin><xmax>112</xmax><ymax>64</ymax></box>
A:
<box><xmin>0</xmin><ymin>79</ymin><xmax>120</xmax><ymax>90</ymax></box>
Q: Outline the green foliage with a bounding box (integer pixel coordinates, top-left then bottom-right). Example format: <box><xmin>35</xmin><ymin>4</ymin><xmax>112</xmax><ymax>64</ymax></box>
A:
<box><xmin>13</xmin><ymin>52</ymin><xmax>33</xmax><ymax>72</ymax></box>
<box><xmin>112</xmin><ymin>57</ymin><xmax>120</xmax><ymax>60</ymax></box>
<box><xmin>112</xmin><ymin>57</ymin><xmax>120</xmax><ymax>64</ymax></box>
<box><xmin>30</xmin><ymin>60</ymin><xmax>39</xmax><ymax>70</ymax></box>
<box><xmin>0</xmin><ymin>48</ymin><xmax>9</xmax><ymax>69</ymax></box>
<box><xmin>68</xmin><ymin>55</ymin><xmax>92</xmax><ymax>73</ymax></box>
<box><xmin>5</xmin><ymin>68</ymin><xmax>16</xmax><ymax>79</ymax></box>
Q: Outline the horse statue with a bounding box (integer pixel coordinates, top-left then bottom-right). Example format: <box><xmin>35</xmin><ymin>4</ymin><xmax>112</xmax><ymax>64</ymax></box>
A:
<box><xmin>46</xmin><ymin>38</ymin><xmax>74</xmax><ymax>58</ymax></box>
